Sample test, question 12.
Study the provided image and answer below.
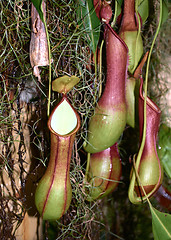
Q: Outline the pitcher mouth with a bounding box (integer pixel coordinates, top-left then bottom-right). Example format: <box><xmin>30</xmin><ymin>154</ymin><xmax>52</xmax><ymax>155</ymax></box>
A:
<box><xmin>48</xmin><ymin>96</ymin><xmax>81</xmax><ymax>137</ymax></box>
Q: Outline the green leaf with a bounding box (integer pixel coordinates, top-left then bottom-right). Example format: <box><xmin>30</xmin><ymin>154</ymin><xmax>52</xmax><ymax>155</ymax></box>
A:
<box><xmin>77</xmin><ymin>0</ymin><xmax>100</xmax><ymax>54</ymax></box>
<box><xmin>158</xmin><ymin>124</ymin><xmax>171</xmax><ymax>178</ymax></box>
<box><xmin>161</xmin><ymin>0</ymin><xmax>169</xmax><ymax>25</ymax></box>
<box><xmin>150</xmin><ymin>205</ymin><xmax>171</xmax><ymax>240</ymax></box>
<box><xmin>115</xmin><ymin>0</ymin><xmax>122</xmax><ymax>18</ymax></box>
<box><xmin>138</xmin><ymin>0</ymin><xmax>149</xmax><ymax>24</ymax></box>
<box><xmin>117</xmin><ymin>0</ymin><xmax>123</xmax><ymax>6</ymax></box>
<box><xmin>111</xmin><ymin>0</ymin><xmax>122</xmax><ymax>27</ymax></box>
<box><xmin>30</xmin><ymin>0</ymin><xmax>44</xmax><ymax>22</ymax></box>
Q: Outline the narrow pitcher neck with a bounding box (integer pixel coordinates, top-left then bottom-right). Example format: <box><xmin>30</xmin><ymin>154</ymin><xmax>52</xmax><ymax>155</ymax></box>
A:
<box><xmin>139</xmin><ymin>79</ymin><xmax>161</xmax><ymax>155</ymax></box>
<box><xmin>100</xmin><ymin>24</ymin><xmax>128</xmax><ymax>107</ymax></box>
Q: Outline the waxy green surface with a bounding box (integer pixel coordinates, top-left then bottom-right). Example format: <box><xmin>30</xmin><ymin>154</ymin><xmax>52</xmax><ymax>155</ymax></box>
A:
<box><xmin>84</xmin><ymin>104</ymin><xmax>126</xmax><ymax>153</ymax></box>
<box><xmin>35</xmin><ymin>134</ymin><xmax>73</xmax><ymax>220</ymax></box>
<box><xmin>134</xmin><ymin>151</ymin><xmax>163</xmax><ymax>196</ymax></box>
<box><xmin>86</xmin><ymin>144</ymin><xmax>122</xmax><ymax>200</ymax></box>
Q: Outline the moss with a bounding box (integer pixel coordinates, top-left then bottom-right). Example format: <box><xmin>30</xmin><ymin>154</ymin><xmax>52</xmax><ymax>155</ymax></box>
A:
<box><xmin>0</xmin><ymin>0</ymin><xmax>170</xmax><ymax>239</ymax></box>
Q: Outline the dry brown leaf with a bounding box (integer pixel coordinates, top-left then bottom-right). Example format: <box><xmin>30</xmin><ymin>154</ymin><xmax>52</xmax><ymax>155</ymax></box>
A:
<box><xmin>29</xmin><ymin>1</ymin><xmax>49</xmax><ymax>82</ymax></box>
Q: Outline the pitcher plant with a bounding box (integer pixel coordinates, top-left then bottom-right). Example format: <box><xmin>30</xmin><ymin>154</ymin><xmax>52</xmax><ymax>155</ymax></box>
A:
<box><xmin>85</xmin><ymin>143</ymin><xmax>122</xmax><ymax>201</ymax></box>
<box><xmin>128</xmin><ymin>78</ymin><xmax>163</xmax><ymax>204</ymax></box>
<box><xmin>84</xmin><ymin>23</ymin><xmax>128</xmax><ymax>153</ymax></box>
<box><xmin>35</xmin><ymin>77</ymin><xmax>81</xmax><ymax>220</ymax></box>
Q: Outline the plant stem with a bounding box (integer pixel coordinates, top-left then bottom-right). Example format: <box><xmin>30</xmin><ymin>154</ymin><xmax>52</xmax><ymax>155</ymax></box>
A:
<box><xmin>99</xmin><ymin>40</ymin><xmax>104</xmax><ymax>98</ymax></box>
<box><xmin>85</xmin><ymin>153</ymin><xmax>91</xmax><ymax>181</ymax></box>
<box><xmin>43</xmin><ymin>18</ymin><xmax>51</xmax><ymax>117</ymax></box>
